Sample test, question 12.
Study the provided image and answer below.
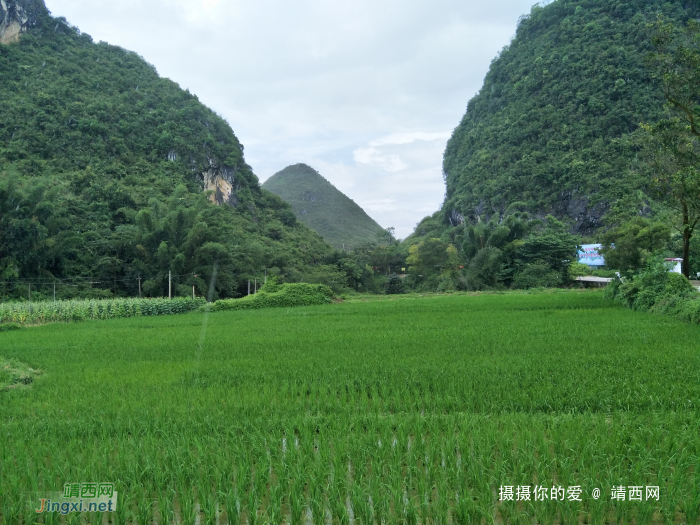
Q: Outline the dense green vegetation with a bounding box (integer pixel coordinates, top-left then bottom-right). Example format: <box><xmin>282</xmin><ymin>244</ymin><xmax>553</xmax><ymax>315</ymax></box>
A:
<box><xmin>211</xmin><ymin>281</ymin><xmax>333</xmax><ymax>311</ymax></box>
<box><xmin>441</xmin><ymin>0</ymin><xmax>700</xmax><ymax>231</ymax></box>
<box><xmin>0</xmin><ymin>296</ymin><xmax>205</xmax><ymax>325</ymax></box>
<box><xmin>0</xmin><ymin>2</ymin><xmax>335</xmax><ymax>301</ymax></box>
<box><xmin>401</xmin><ymin>1</ymin><xmax>700</xmax><ymax>292</ymax></box>
<box><xmin>643</xmin><ymin>17</ymin><xmax>700</xmax><ymax>277</ymax></box>
<box><xmin>0</xmin><ymin>355</ymin><xmax>40</xmax><ymax>391</ymax></box>
<box><xmin>606</xmin><ymin>255</ymin><xmax>700</xmax><ymax>323</ymax></box>
<box><xmin>262</xmin><ymin>164</ymin><xmax>385</xmax><ymax>251</ymax></box>
<box><xmin>2</xmin><ymin>292</ymin><xmax>700</xmax><ymax>524</ymax></box>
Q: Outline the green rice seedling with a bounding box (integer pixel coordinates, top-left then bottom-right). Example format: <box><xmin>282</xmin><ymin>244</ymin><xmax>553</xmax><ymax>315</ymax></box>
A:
<box><xmin>65</xmin><ymin>511</ymin><xmax>82</xmax><ymax>525</ymax></box>
<box><xmin>403</xmin><ymin>494</ymin><xmax>418</xmax><ymax>525</ymax></box>
<box><xmin>246</xmin><ymin>482</ymin><xmax>261</xmax><ymax>525</ymax></box>
<box><xmin>453</xmin><ymin>486</ymin><xmax>479</xmax><ymax>525</ymax></box>
<box><xmin>21</xmin><ymin>499</ymin><xmax>38</xmax><ymax>525</ymax></box>
<box><xmin>287</xmin><ymin>477</ymin><xmax>304</xmax><ymax>525</ymax></box>
<box><xmin>42</xmin><ymin>510</ymin><xmax>58</xmax><ymax>525</ymax></box>
<box><xmin>136</xmin><ymin>488</ymin><xmax>154</xmax><ymax>525</ymax></box>
<box><xmin>371</xmin><ymin>479</ymin><xmax>389</xmax><ymax>525</ymax></box>
<box><xmin>92</xmin><ymin>509</ymin><xmax>106</xmax><ymax>525</ymax></box>
<box><xmin>115</xmin><ymin>491</ymin><xmax>131</xmax><ymax>525</ymax></box>
<box><xmin>157</xmin><ymin>488</ymin><xmax>174</xmax><ymax>525</ymax></box>
<box><xmin>309</xmin><ymin>478</ymin><xmax>325</xmax><ymax>525</ymax></box>
<box><xmin>222</xmin><ymin>486</ymin><xmax>241</xmax><ymax>525</ymax></box>
<box><xmin>390</xmin><ymin>479</ymin><xmax>403</xmax><ymax>525</ymax></box>
<box><xmin>350</xmin><ymin>483</ymin><xmax>372</xmax><ymax>525</ymax></box>
<box><xmin>330</xmin><ymin>485</ymin><xmax>349</xmax><ymax>525</ymax></box>
<box><xmin>267</xmin><ymin>479</ymin><xmax>283</xmax><ymax>525</ymax></box>
<box><xmin>179</xmin><ymin>487</ymin><xmax>197</xmax><ymax>525</ymax></box>
<box><xmin>417</xmin><ymin>487</ymin><xmax>429</xmax><ymax>525</ymax></box>
<box><xmin>201</xmin><ymin>489</ymin><xmax>218</xmax><ymax>525</ymax></box>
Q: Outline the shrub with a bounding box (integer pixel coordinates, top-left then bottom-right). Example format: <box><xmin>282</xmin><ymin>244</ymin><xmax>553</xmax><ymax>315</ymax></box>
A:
<box><xmin>210</xmin><ymin>283</ymin><xmax>334</xmax><ymax>311</ymax></box>
<box><xmin>513</xmin><ymin>262</ymin><xmax>562</xmax><ymax>290</ymax></box>
<box><xmin>384</xmin><ymin>275</ymin><xmax>405</xmax><ymax>295</ymax></box>
<box><xmin>605</xmin><ymin>256</ymin><xmax>700</xmax><ymax>323</ymax></box>
<box><xmin>569</xmin><ymin>262</ymin><xmax>591</xmax><ymax>278</ymax></box>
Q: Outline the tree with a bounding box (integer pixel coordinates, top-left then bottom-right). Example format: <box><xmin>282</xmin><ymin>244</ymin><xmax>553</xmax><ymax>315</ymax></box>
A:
<box><xmin>645</xmin><ymin>18</ymin><xmax>700</xmax><ymax>278</ymax></box>
<box><xmin>406</xmin><ymin>238</ymin><xmax>460</xmax><ymax>275</ymax></box>
<box><xmin>516</xmin><ymin>215</ymin><xmax>579</xmax><ymax>281</ymax></box>
<box><xmin>600</xmin><ymin>217</ymin><xmax>670</xmax><ymax>274</ymax></box>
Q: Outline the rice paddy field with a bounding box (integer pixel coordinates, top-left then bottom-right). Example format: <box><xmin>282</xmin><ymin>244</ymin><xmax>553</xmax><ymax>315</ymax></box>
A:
<box><xmin>1</xmin><ymin>290</ymin><xmax>699</xmax><ymax>525</ymax></box>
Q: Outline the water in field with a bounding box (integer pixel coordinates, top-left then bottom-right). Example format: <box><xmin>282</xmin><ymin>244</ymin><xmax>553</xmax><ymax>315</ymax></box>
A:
<box><xmin>2</xmin><ymin>291</ymin><xmax>699</xmax><ymax>524</ymax></box>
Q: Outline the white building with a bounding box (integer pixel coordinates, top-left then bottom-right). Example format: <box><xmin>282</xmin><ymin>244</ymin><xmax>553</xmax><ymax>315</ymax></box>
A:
<box><xmin>665</xmin><ymin>258</ymin><xmax>682</xmax><ymax>274</ymax></box>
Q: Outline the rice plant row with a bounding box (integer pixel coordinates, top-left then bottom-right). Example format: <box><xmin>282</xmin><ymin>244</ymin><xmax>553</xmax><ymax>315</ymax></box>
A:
<box><xmin>0</xmin><ymin>297</ymin><xmax>206</xmax><ymax>325</ymax></box>
<box><xmin>3</xmin><ymin>414</ymin><xmax>696</xmax><ymax>525</ymax></box>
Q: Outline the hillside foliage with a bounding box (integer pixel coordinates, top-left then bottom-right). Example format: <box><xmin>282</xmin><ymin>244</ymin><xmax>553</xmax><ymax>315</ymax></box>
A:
<box><xmin>442</xmin><ymin>0</ymin><xmax>700</xmax><ymax>231</ymax></box>
<box><xmin>262</xmin><ymin>164</ymin><xmax>385</xmax><ymax>251</ymax></box>
<box><xmin>0</xmin><ymin>4</ymin><xmax>335</xmax><ymax>301</ymax></box>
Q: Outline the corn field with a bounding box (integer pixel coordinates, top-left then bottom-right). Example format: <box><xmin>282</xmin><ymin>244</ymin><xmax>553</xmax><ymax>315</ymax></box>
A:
<box><xmin>0</xmin><ymin>297</ymin><xmax>206</xmax><ymax>325</ymax></box>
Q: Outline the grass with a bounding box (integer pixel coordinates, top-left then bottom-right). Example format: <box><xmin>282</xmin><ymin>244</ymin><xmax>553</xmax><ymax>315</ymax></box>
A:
<box><xmin>1</xmin><ymin>290</ymin><xmax>699</xmax><ymax>524</ymax></box>
<box><xmin>0</xmin><ymin>356</ymin><xmax>41</xmax><ymax>391</ymax></box>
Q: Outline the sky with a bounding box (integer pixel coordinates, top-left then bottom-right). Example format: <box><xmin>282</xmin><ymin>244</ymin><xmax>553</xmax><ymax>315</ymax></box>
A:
<box><xmin>44</xmin><ymin>0</ymin><xmax>539</xmax><ymax>238</ymax></box>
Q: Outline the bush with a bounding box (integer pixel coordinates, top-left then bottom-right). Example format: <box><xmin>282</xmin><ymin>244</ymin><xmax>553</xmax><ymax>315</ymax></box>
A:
<box><xmin>513</xmin><ymin>262</ymin><xmax>562</xmax><ymax>290</ymax></box>
<box><xmin>605</xmin><ymin>256</ymin><xmax>700</xmax><ymax>322</ymax></box>
<box><xmin>384</xmin><ymin>275</ymin><xmax>405</xmax><ymax>295</ymax></box>
<box><xmin>569</xmin><ymin>262</ymin><xmax>591</xmax><ymax>278</ymax></box>
<box><xmin>210</xmin><ymin>283</ymin><xmax>334</xmax><ymax>311</ymax></box>
<box><xmin>591</xmin><ymin>269</ymin><xmax>619</xmax><ymax>278</ymax></box>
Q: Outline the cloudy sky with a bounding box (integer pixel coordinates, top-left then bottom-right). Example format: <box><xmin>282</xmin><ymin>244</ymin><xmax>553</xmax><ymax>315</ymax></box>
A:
<box><xmin>44</xmin><ymin>0</ymin><xmax>539</xmax><ymax>238</ymax></box>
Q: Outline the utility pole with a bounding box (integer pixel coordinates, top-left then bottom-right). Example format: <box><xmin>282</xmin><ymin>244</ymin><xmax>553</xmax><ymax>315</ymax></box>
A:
<box><xmin>248</xmin><ymin>280</ymin><xmax>251</xmax><ymax>296</ymax></box>
<box><xmin>138</xmin><ymin>276</ymin><xmax>141</xmax><ymax>298</ymax></box>
<box><xmin>169</xmin><ymin>271</ymin><xmax>172</xmax><ymax>299</ymax></box>
<box><xmin>254</xmin><ymin>278</ymin><xmax>257</xmax><ymax>294</ymax></box>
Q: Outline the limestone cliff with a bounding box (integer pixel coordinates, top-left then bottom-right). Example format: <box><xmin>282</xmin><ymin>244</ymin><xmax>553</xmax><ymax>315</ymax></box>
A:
<box><xmin>0</xmin><ymin>0</ymin><xmax>47</xmax><ymax>44</ymax></box>
<box><xmin>200</xmin><ymin>158</ymin><xmax>240</xmax><ymax>207</ymax></box>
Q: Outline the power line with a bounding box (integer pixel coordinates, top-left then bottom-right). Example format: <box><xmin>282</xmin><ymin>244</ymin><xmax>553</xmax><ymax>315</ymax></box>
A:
<box><xmin>0</xmin><ymin>272</ymin><xmax>203</xmax><ymax>286</ymax></box>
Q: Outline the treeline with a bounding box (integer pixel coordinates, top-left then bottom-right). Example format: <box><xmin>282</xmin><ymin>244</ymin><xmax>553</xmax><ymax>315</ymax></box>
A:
<box><xmin>0</xmin><ymin>178</ymin><xmax>333</xmax><ymax>301</ymax></box>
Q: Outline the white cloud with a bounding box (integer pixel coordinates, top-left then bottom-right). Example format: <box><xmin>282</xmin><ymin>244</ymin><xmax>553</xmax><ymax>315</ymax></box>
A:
<box><xmin>44</xmin><ymin>0</ymin><xmax>540</xmax><ymax>239</ymax></box>
<box><xmin>369</xmin><ymin>132</ymin><xmax>452</xmax><ymax>147</ymax></box>
<box><xmin>353</xmin><ymin>147</ymin><xmax>408</xmax><ymax>173</ymax></box>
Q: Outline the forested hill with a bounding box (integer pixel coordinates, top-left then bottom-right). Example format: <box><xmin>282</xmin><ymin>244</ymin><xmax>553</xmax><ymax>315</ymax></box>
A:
<box><xmin>439</xmin><ymin>0</ymin><xmax>700</xmax><ymax>235</ymax></box>
<box><xmin>0</xmin><ymin>0</ymin><xmax>334</xmax><ymax>300</ymax></box>
<box><xmin>263</xmin><ymin>164</ymin><xmax>385</xmax><ymax>251</ymax></box>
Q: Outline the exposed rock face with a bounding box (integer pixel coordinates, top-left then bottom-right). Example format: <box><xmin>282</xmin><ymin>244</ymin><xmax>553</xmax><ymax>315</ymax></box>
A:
<box><xmin>551</xmin><ymin>190</ymin><xmax>608</xmax><ymax>235</ymax></box>
<box><xmin>201</xmin><ymin>158</ymin><xmax>240</xmax><ymax>207</ymax></box>
<box><xmin>0</xmin><ymin>0</ymin><xmax>45</xmax><ymax>44</ymax></box>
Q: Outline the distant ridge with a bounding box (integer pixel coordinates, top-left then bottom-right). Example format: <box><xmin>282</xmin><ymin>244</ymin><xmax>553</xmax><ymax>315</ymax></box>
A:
<box><xmin>263</xmin><ymin>164</ymin><xmax>385</xmax><ymax>250</ymax></box>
